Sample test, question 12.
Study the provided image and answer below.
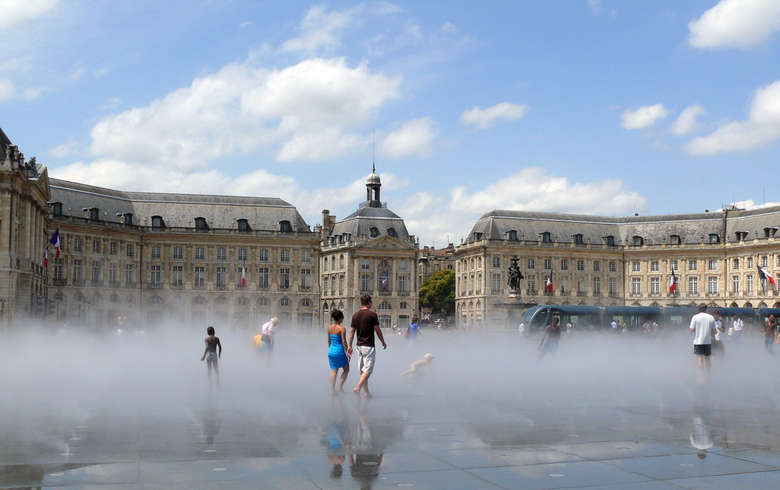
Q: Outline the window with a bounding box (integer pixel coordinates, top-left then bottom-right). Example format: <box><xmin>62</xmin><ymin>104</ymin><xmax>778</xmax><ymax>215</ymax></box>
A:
<box><xmin>378</xmin><ymin>270</ymin><xmax>390</xmax><ymax>292</ymax></box>
<box><xmin>709</xmin><ymin>233</ymin><xmax>720</xmax><ymax>244</ymax></box>
<box><xmin>110</xmin><ymin>242</ymin><xmax>117</xmax><ymax>255</ymax></box>
<box><xmin>150</xmin><ymin>265</ymin><xmax>161</xmax><ymax>286</ymax></box>
<box><xmin>258</xmin><ymin>267</ymin><xmax>269</xmax><ymax>289</ymax></box>
<box><xmin>492</xmin><ymin>256</ymin><xmax>501</xmax><ymax>268</ymax></box>
<box><xmin>688</xmin><ymin>276</ymin><xmax>698</xmax><ymax>295</ymax></box>
<box><xmin>398</xmin><ymin>274</ymin><xmax>408</xmax><ymax>292</ymax></box>
<box><xmin>259</xmin><ymin>248</ymin><xmax>269</xmax><ymax>261</ymax></box>
<box><xmin>650</xmin><ymin>260</ymin><xmax>659</xmax><ymax>272</ymax></box>
<box><xmin>609</xmin><ymin>261</ymin><xmax>617</xmax><ymax>273</ymax></box>
<box><xmin>339</xmin><ymin>275</ymin><xmax>344</xmax><ymax>295</ymax></box>
<box><xmin>732</xmin><ymin>275</ymin><xmax>740</xmax><ymax>294</ymax></box>
<box><xmin>361</xmin><ymin>259</ymin><xmax>370</xmax><ymax>270</ymax></box>
<box><xmin>650</xmin><ymin>277</ymin><xmax>660</xmax><ymax>295</ymax></box>
<box><xmin>279</xmin><ymin>220</ymin><xmax>292</xmax><ymax>232</ymax></box>
<box><xmin>527</xmin><ymin>258</ymin><xmax>535</xmax><ymax>269</ymax></box>
<box><xmin>89</xmin><ymin>208</ymin><xmax>100</xmax><ymax>221</ymax></box>
<box><xmin>561</xmin><ymin>259</ymin><xmax>568</xmax><ymax>270</ymax></box>
<box><xmin>378</xmin><ymin>301</ymin><xmax>391</xmax><ymax>310</ymax></box>
<box><xmin>301</xmin><ymin>249</ymin><xmax>312</xmax><ymax>263</ymax></box>
<box><xmin>544</xmin><ymin>259</ymin><xmax>552</xmax><ymax>270</ymax></box>
<box><xmin>109</xmin><ymin>263</ymin><xmax>117</xmax><ymax>284</ymax></box>
<box><xmin>323</xmin><ymin>257</ymin><xmax>328</xmax><ymax>272</ymax></box>
<box><xmin>238</xmin><ymin>248</ymin><xmax>248</xmax><ymax>261</ymax></box>
<box><xmin>280</xmin><ymin>249</ymin><xmax>290</xmax><ymax>262</ymax></box>
<box><xmin>573</xmin><ymin>233</ymin><xmax>584</xmax><ymax>245</ymax></box>
<box><xmin>732</xmin><ymin>258</ymin><xmax>739</xmax><ymax>269</ymax></box>
<box><xmin>527</xmin><ymin>276</ymin><xmax>536</xmax><ymax>293</ymax></box>
<box><xmin>216</xmin><ymin>267</ymin><xmax>226</xmax><ymax>287</ymax></box>
<box><xmin>708</xmin><ymin>259</ymin><xmax>717</xmax><ymax>270</ymax></box>
<box><xmin>688</xmin><ymin>260</ymin><xmax>697</xmax><ymax>271</ymax></box>
<box><xmin>124</xmin><ymin>264</ymin><xmax>134</xmax><ymax>285</ymax></box>
<box><xmin>747</xmin><ymin>275</ymin><xmax>754</xmax><ymax>294</ymax></box>
<box><xmin>194</xmin><ymin>267</ymin><xmax>205</xmax><ymax>289</ymax></box>
<box><xmin>633</xmin><ymin>236</ymin><xmax>644</xmax><ymax>246</ymax></box>
<box><xmin>605</xmin><ymin>235</ymin><xmax>615</xmax><ymax>247</ymax></box>
<box><xmin>747</xmin><ymin>257</ymin><xmax>754</xmax><ymax>268</ymax></box>
<box><xmin>360</xmin><ymin>273</ymin><xmax>371</xmax><ymax>292</ymax></box>
<box><xmin>173</xmin><ymin>246</ymin><xmax>183</xmax><ymax>260</ymax></box>
<box><xmin>593</xmin><ymin>276</ymin><xmax>601</xmax><ymax>295</ymax></box>
<box><xmin>370</xmin><ymin>227</ymin><xmax>379</xmax><ymax>238</ymax></box>
<box><xmin>541</xmin><ymin>232</ymin><xmax>552</xmax><ymax>243</ymax></box>
<box><xmin>152</xmin><ymin>216</ymin><xmax>164</xmax><ymax>228</ymax></box>
<box><xmin>670</xmin><ymin>260</ymin><xmax>678</xmax><ymax>271</ymax></box>
<box><xmin>300</xmin><ymin>269</ymin><xmax>312</xmax><ymax>290</ymax></box>
<box><xmin>237</xmin><ymin>219</ymin><xmax>250</xmax><ymax>232</ymax></box>
<box><xmin>399</xmin><ymin>260</ymin><xmax>408</xmax><ymax>271</ymax></box>
<box><xmin>151</xmin><ymin>245</ymin><xmax>161</xmax><ymax>260</ymax></box>
<box><xmin>507</xmin><ymin>230</ymin><xmax>518</xmax><ymax>241</ymax></box>
<box><xmin>387</xmin><ymin>227</ymin><xmax>397</xmax><ymax>238</ymax></box>
<box><xmin>91</xmin><ymin>261</ymin><xmax>101</xmax><ymax>282</ymax></box>
<box><xmin>609</xmin><ymin>277</ymin><xmax>617</xmax><ymax>296</ymax></box>
<box><xmin>52</xmin><ymin>202</ymin><xmax>63</xmax><ymax>216</ymax></box>
<box><xmin>593</xmin><ymin>260</ymin><xmax>601</xmax><ymax>272</ymax></box>
<box><xmin>171</xmin><ymin>266</ymin><xmax>183</xmax><ymax>287</ymax></box>
<box><xmin>301</xmin><ymin>298</ymin><xmax>311</xmax><ymax>308</ymax></box>
<box><xmin>400</xmin><ymin>302</ymin><xmax>408</xmax><ymax>309</ymax></box>
<box><xmin>54</xmin><ymin>259</ymin><xmax>64</xmax><ymax>281</ymax></box>
<box><xmin>74</xmin><ymin>237</ymin><xmax>82</xmax><ymax>252</ymax></box>
<box><xmin>280</xmin><ymin>297</ymin><xmax>289</xmax><ymax>307</ymax></box>
<box><xmin>708</xmin><ymin>277</ymin><xmax>718</xmax><ymax>294</ymax></box>
<box><xmin>195</xmin><ymin>247</ymin><xmax>205</xmax><ymax>260</ymax></box>
<box><xmin>761</xmin><ymin>256</ymin><xmax>768</xmax><ymax>267</ymax></box>
<box><xmin>323</xmin><ymin>277</ymin><xmax>329</xmax><ymax>295</ymax></box>
<box><xmin>123</xmin><ymin>213</ymin><xmax>133</xmax><ymax>225</ymax></box>
<box><xmin>632</xmin><ymin>261</ymin><xmax>640</xmax><ymax>272</ymax></box>
<box><xmin>279</xmin><ymin>268</ymin><xmax>290</xmax><ymax>289</ymax></box>
<box><xmin>670</xmin><ymin>235</ymin><xmax>681</xmax><ymax>245</ymax></box>
<box><xmin>576</xmin><ymin>260</ymin><xmax>584</xmax><ymax>271</ymax></box>
<box><xmin>339</xmin><ymin>254</ymin><xmax>345</xmax><ymax>268</ymax></box>
<box><xmin>217</xmin><ymin>247</ymin><xmax>226</xmax><ymax>260</ymax></box>
<box><xmin>92</xmin><ymin>239</ymin><xmax>101</xmax><ymax>254</ymax></box>
<box><xmin>631</xmin><ymin>277</ymin><xmax>641</xmax><ymax>295</ymax></box>
<box><xmin>126</xmin><ymin>243</ymin><xmax>134</xmax><ymax>257</ymax></box>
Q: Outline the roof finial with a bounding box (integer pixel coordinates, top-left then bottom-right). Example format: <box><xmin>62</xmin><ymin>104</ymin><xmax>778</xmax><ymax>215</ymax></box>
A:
<box><xmin>372</xmin><ymin>129</ymin><xmax>376</xmax><ymax>174</ymax></box>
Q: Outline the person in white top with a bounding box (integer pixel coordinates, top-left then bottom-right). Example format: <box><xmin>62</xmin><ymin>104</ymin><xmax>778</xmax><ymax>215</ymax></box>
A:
<box><xmin>730</xmin><ymin>316</ymin><xmax>743</xmax><ymax>342</ymax></box>
<box><xmin>259</xmin><ymin>317</ymin><xmax>278</xmax><ymax>364</ymax></box>
<box><xmin>690</xmin><ymin>304</ymin><xmax>716</xmax><ymax>372</ymax></box>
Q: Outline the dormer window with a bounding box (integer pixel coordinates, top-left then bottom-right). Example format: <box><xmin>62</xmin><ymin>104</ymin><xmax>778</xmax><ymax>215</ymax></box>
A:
<box><xmin>670</xmin><ymin>234</ymin><xmax>681</xmax><ymax>245</ymax></box>
<box><xmin>541</xmin><ymin>232</ymin><xmax>552</xmax><ymax>243</ymax></box>
<box><xmin>123</xmin><ymin>213</ymin><xmax>133</xmax><ymax>225</ymax></box>
<box><xmin>507</xmin><ymin>230</ymin><xmax>518</xmax><ymax>241</ymax></box>
<box><xmin>279</xmin><ymin>220</ymin><xmax>292</xmax><ymax>233</ymax></box>
<box><xmin>735</xmin><ymin>231</ymin><xmax>748</xmax><ymax>241</ymax></box>
<box><xmin>573</xmin><ymin>233</ymin><xmax>584</xmax><ymax>245</ymax></box>
<box><xmin>89</xmin><ymin>207</ymin><xmax>100</xmax><ymax>221</ymax></box>
<box><xmin>474</xmin><ymin>232</ymin><xmax>483</xmax><ymax>241</ymax></box>
<box><xmin>604</xmin><ymin>235</ymin><xmax>615</xmax><ymax>247</ymax></box>
<box><xmin>632</xmin><ymin>235</ymin><xmax>644</xmax><ymax>246</ymax></box>
<box><xmin>709</xmin><ymin>233</ymin><xmax>720</xmax><ymax>244</ymax></box>
<box><xmin>370</xmin><ymin>226</ymin><xmax>379</xmax><ymax>238</ymax></box>
<box><xmin>194</xmin><ymin>217</ymin><xmax>208</xmax><ymax>230</ymax></box>
<box><xmin>764</xmin><ymin>227</ymin><xmax>778</xmax><ymax>238</ymax></box>
<box><xmin>237</xmin><ymin>219</ymin><xmax>250</xmax><ymax>232</ymax></box>
<box><xmin>52</xmin><ymin>202</ymin><xmax>63</xmax><ymax>217</ymax></box>
<box><xmin>387</xmin><ymin>227</ymin><xmax>397</xmax><ymax>238</ymax></box>
<box><xmin>151</xmin><ymin>216</ymin><xmax>164</xmax><ymax>228</ymax></box>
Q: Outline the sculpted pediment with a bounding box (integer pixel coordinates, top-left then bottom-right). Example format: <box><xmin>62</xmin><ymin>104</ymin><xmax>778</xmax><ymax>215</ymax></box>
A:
<box><xmin>355</xmin><ymin>235</ymin><xmax>416</xmax><ymax>251</ymax></box>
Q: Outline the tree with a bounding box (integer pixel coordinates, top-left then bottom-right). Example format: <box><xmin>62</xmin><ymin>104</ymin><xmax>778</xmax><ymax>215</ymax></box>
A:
<box><xmin>419</xmin><ymin>269</ymin><xmax>455</xmax><ymax>317</ymax></box>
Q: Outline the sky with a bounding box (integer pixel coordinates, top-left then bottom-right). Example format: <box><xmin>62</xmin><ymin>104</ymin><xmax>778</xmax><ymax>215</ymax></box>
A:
<box><xmin>2</xmin><ymin>0</ymin><xmax>780</xmax><ymax>246</ymax></box>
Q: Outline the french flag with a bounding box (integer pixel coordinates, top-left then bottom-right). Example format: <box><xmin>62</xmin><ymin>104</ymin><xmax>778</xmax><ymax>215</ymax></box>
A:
<box><xmin>43</xmin><ymin>249</ymin><xmax>48</xmax><ymax>269</ymax></box>
<box><xmin>669</xmin><ymin>268</ymin><xmax>677</xmax><ymax>294</ymax></box>
<box><xmin>758</xmin><ymin>265</ymin><xmax>776</xmax><ymax>286</ymax></box>
<box><xmin>546</xmin><ymin>269</ymin><xmax>553</xmax><ymax>293</ymax></box>
<box><xmin>241</xmin><ymin>267</ymin><xmax>246</xmax><ymax>288</ymax></box>
<box><xmin>49</xmin><ymin>229</ymin><xmax>60</xmax><ymax>258</ymax></box>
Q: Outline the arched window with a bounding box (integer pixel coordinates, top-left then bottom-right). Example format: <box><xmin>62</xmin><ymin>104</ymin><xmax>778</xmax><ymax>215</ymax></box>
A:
<box><xmin>632</xmin><ymin>235</ymin><xmax>644</xmax><ymax>246</ymax></box>
<box><xmin>387</xmin><ymin>227</ymin><xmax>397</xmax><ymax>238</ymax></box>
<box><xmin>150</xmin><ymin>295</ymin><xmax>162</xmax><ymax>304</ymax></box>
<box><xmin>541</xmin><ymin>232</ymin><xmax>552</xmax><ymax>243</ymax></box>
<box><xmin>604</xmin><ymin>235</ymin><xmax>615</xmax><ymax>246</ymax></box>
<box><xmin>323</xmin><ymin>301</ymin><xmax>329</xmax><ymax>311</ymax></box>
<box><xmin>338</xmin><ymin>301</ymin><xmax>344</xmax><ymax>309</ymax></box>
<box><xmin>257</xmin><ymin>297</ymin><xmax>269</xmax><ymax>306</ymax></box>
<box><xmin>110</xmin><ymin>294</ymin><xmax>119</xmax><ymax>303</ymax></box>
<box><xmin>215</xmin><ymin>296</ymin><xmax>227</xmax><ymax>305</ymax></box>
<box><xmin>279</xmin><ymin>220</ymin><xmax>292</xmax><ymax>232</ymax></box>
<box><xmin>370</xmin><ymin>227</ymin><xmax>379</xmax><ymax>238</ymax></box>
<box><xmin>237</xmin><ymin>219</ymin><xmax>250</xmax><ymax>232</ymax></box>
<box><xmin>670</xmin><ymin>234</ymin><xmax>681</xmax><ymax>245</ymax></box>
<box><xmin>194</xmin><ymin>296</ymin><xmax>206</xmax><ymax>305</ymax></box>
<box><xmin>507</xmin><ymin>230</ymin><xmax>518</xmax><ymax>241</ymax></box>
<box><xmin>151</xmin><ymin>216</ymin><xmax>164</xmax><ymax>228</ymax></box>
<box><xmin>573</xmin><ymin>233</ymin><xmax>584</xmax><ymax>245</ymax></box>
<box><xmin>194</xmin><ymin>217</ymin><xmax>208</xmax><ymax>230</ymax></box>
<box><xmin>89</xmin><ymin>208</ymin><xmax>100</xmax><ymax>221</ymax></box>
<box><xmin>237</xmin><ymin>296</ymin><xmax>248</xmax><ymax>306</ymax></box>
<box><xmin>709</xmin><ymin>233</ymin><xmax>720</xmax><ymax>244</ymax></box>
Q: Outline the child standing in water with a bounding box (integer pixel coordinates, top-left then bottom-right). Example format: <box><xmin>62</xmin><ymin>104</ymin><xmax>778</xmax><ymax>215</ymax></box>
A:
<box><xmin>538</xmin><ymin>316</ymin><xmax>561</xmax><ymax>358</ymax></box>
<box><xmin>201</xmin><ymin>326</ymin><xmax>222</xmax><ymax>381</ymax></box>
<box><xmin>328</xmin><ymin>309</ymin><xmax>351</xmax><ymax>394</ymax></box>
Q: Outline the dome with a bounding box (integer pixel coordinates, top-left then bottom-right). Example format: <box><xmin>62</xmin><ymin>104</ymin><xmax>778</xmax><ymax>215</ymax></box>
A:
<box><xmin>367</xmin><ymin>172</ymin><xmax>381</xmax><ymax>185</ymax></box>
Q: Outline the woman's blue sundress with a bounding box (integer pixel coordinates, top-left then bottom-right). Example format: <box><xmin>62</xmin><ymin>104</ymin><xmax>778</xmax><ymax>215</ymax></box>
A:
<box><xmin>328</xmin><ymin>333</ymin><xmax>349</xmax><ymax>370</ymax></box>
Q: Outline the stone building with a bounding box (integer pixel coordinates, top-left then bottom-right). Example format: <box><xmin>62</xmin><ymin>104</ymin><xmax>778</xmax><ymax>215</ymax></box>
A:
<box><xmin>48</xmin><ymin>178</ymin><xmax>320</xmax><ymax>329</ymax></box>
<box><xmin>319</xmin><ymin>167</ymin><xmax>418</xmax><ymax>328</ymax></box>
<box><xmin>456</xmin><ymin>208</ymin><xmax>780</xmax><ymax>327</ymax></box>
<box><xmin>0</xmin><ymin>129</ymin><xmax>51</xmax><ymax>328</ymax></box>
<box><xmin>417</xmin><ymin>244</ymin><xmax>456</xmax><ymax>285</ymax></box>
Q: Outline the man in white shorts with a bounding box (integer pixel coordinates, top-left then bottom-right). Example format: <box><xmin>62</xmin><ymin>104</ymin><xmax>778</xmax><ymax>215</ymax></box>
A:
<box><xmin>348</xmin><ymin>294</ymin><xmax>387</xmax><ymax>398</ymax></box>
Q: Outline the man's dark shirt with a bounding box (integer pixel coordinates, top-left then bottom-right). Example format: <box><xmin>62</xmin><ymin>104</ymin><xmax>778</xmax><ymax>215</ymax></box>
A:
<box><xmin>351</xmin><ymin>309</ymin><xmax>379</xmax><ymax>347</ymax></box>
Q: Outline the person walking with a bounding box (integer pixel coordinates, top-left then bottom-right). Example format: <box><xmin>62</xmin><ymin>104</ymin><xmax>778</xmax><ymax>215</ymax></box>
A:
<box><xmin>711</xmin><ymin>309</ymin><xmax>725</xmax><ymax>357</ymax></box>
<box><xmin>765</xmin><ymin>315</ymin><xmax>778</xmax><ymax>354</ymax></box>
<box><xmin>406</xmin><ymin>316</ymin><xmax>420</xmax><ymax>341</ymax></box>
<box><xmin>348</xmin><ymin>295</ymin><xmax>387</xmax><ymax>399</ymax></box>
<box><xmin>328</xmin><ymin>309</ymin><xmax>351</xmax><ymax>395</ymax></box>
<box><xmin>690</xmin><ymin>304</ymin><xmax>715</xmax><ymax>375</ymax></box>
<box><xmin>259</xmin><ymin>317</ymin><xmax>277</xmax><ymax>364</ymax></box>
<box><xmin>201</xmin><ymin>326</ymin><xmax>222</xmax><ymax>382</ymax></box>
<box><xmin>538</xmin><ymin>316</ymin><xmax>562</xmax><ymax>358</ymax></box>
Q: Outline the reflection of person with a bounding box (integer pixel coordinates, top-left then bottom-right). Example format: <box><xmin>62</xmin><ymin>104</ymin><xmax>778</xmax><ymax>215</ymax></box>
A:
<box><xmin>690</xmin><ymin>304</ymin><xmax>715</xmax><ymax>374</ymax></box>
<box><xmin>348</xmin><ymin>295</ymin><xmax>387</xmax><ymax>399</ymax></box>
<box><xmin>324</xmin><ymin>398</ymin><xmax>349</xmax><ymax>480</ymax></box>
<box><xmin>351</xmin><ymin>401</ymin><xmax>383</xmax><ymax>489</ymax></box>
<box><xmin>400</xmin><ymin>353</ymin><xmax>434</xmax><ymax>376</ymax></box>
<box><xmin>328</xmin><ymin>309</ymin><xmax>351</xmax><ymax>394</ymax></box>
<box><xmin>689</xmin><ymin>415</ymin><xmax>713</xmax><ymax>459</ymax></box>
<box><xmin>200</xmin><ymin>326</ymin><xmax>222</xmax><ymax>381</ymax></box>
<box><xmin>538</xmin><ymin>317</ymin><xmax>561</xmax><ymax>357</ymax></box>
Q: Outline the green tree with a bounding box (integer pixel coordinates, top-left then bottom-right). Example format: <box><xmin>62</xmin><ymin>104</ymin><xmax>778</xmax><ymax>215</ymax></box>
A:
<box><xmin>419</xmin><ymin>269</ymin><xmax>455</xmax><ymax>316</ymax></box>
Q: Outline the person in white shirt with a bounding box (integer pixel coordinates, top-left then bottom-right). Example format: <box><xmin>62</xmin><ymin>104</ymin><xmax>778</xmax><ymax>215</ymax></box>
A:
<box><xmin>711</xmin><ymin>309</ymin><xmax>725</xmax><ymax>356</ymax></box>
<box><xmin>690</xmin><ymin>304</ymin><xmax>716</xmax><ymax>372</ymax></box>
<box><xmin>731</xmin><ymin>316</ymin><xmax>743</xmax><ymax>342</ymax></box>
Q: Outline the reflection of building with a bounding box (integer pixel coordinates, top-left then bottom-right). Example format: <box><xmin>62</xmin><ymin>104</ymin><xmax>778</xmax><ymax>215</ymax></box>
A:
<box><xmin>417</xmin><ymin>244</ymin><xmax>456</xmax><ymax>285</ymax></box>
<box><xmin>48</xmin><ymin>178</ymin><xmax>320</xmax><ymax>328</ymax></box>
<box><xmin>319</xmin><ymin>166</ymin><xmax>418</xmax><ymax>328</ymax></box>
<box><xmin>0</xmin><ymin>129</ymin><xmax>51</xmax><ymax>328</ymax></box>
<box><xmin>456</xmin><ymin>209</ymin><xmax>780</xmax><ymax>327</ymax></box>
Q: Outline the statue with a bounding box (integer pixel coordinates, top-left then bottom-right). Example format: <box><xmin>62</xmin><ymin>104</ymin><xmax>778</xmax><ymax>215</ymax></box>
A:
<box><xmin>507</xmin><ymin>256</ymin><xmax>524</xmax><ymax>295</ymax></box>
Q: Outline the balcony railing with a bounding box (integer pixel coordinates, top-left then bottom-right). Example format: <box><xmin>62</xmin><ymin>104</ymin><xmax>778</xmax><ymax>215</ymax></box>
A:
<box><xmin>125</xmin><ymin>282</ymin><xmax>136</xmax><ymax>288</ymax></box>
<box><xmin>148</xmin><ymin>282</ymin><xmax>162</xmax><ymax>289</ymax></box>
<box><xmin>216</xmin><ymin>284</ymin><xmax>228</xmax><ymax>290</ymax></box>
<box><xmin>527</xmin><ymin>289</ymin><xmax>538</xmax><ymax>295</ymax></box>
<box><xmin>577</xmin><ymin>291</ymin><xmax>587</xmax><ymax>297</ymax></box>
<box><xmin>170</xmin><ymin>283</ymin><xmax>184</xmax><ymax>289</ymax></box>
<box><xmin>193</xmin><ymin>283</ymin><xmax>205</xmax><ymax>290</ymax></box>
<box><xmin>52</xmin><ymin>279</ymin><xmax>67</xmax><ymax>287</ymax></box>
<box><xmin>72</xmin><ymin>279</ymin><xmax>85</xmax><ymax>287</ymax></box>
<box><xmin>90</xmin><ymin>280</ymin><xmax>103</xmax><ymax>287</ymax></box>
<box><xmin>256</xmin><ymin>284</ymin><xmax>269</xmax><ymax>290</ymax></box>
<box><xmin>299</xmin><ymin>285</ymin><xmax>312</xmax><ymax>292</ymax></box>
<box><xmin>109</xmin><ymin>281</ymin><xmax>121</xmax><ymax>288</ymax></box>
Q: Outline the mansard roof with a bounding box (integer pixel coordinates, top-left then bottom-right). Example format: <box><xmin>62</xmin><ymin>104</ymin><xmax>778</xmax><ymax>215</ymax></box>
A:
<box><xmin>329</xmin><ymin>202</ymin><xmax>412</xmax><ymax>242</ymax></box>
<box><xmin>49</xmin><ymin>178</ymin><xmax>311</xmax><ymax>231</ymax></box>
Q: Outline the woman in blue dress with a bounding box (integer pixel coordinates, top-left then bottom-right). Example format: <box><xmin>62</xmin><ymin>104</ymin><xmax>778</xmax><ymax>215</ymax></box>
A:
<box><xmin>328</xmin><ymin>309</ymin><xmax>351</xmax><ymax>394</ymax></box>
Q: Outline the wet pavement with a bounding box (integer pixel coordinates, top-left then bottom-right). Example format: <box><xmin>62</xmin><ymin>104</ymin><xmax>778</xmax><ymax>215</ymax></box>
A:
<box><xmin>4</xmin><ymin>391</ymin><xmax>780</xmax><ymax>489</ymax></box>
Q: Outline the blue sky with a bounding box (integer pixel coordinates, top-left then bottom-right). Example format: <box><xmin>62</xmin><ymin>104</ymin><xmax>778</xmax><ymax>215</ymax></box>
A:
<box><xmin>2</xmin><ymin>0</ymin><xmax>780</xmax><ymax>245</ymax></box>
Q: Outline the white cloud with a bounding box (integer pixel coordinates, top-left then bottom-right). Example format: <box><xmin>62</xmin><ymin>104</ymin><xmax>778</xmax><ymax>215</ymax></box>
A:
<box><xmin>99</xmin><ymin>97</ymin><xmax>121</xmax><ymax>111</ymax></box>
<box><xmin>69</xmin><ymin>62</ymin><xmax>87</xmax><ymax>82</ymax></box>
<box><xmin>689</xmin><ymin>0</ymin><xmax>780</xmax><ymax>49</ymax></box>
<box><xmin>401</xmin><ymin>167</ymin><xmax>647</xmax><ymax>245</ymax></box>
<box><xmin>459</xmin><ymin>102</ymin><xmax>528</xmax><ymax>130</ymax></box>
<box><xmin>380</xmin><ymin>117</ymin><xmax>436</xmax><ymax>158</ymax></box>
<box><xmin>670</xmin><ymin>104</ymin><xmax>704</xmax><ymax>136</ymax></box>
<box><xmin>0</xmin><ymin>78</ymin><xmax>13</xmax><ymax>101</ymax></box>
<box><xmin>687</xmin><ymin>80</ymin><xmax>780</xmax><ymax>155</ymax></box>
<box><xmin>0</xmin><ymin>78</ymin><xmax>47</xmax><ymax>102</ymax></box>
<box><xmin>441</xmin><ymin>21</ymin><xmax>457</xmax><ymax>34</ymax></box>
<box><xmin>0</xmin><ymin>0</ymin><xmax>57</xmax><ymax>30</ymax></box>
<box><xmin>48</xmin><ymin>139</ymin><xmax>80</xmax><ymax>158</ymax></box>
<box><xmin>281</xmin><ymin>5</ymin><xmax>360</xmax><ymax>53</ymax></box>
<box><xmin>729</xmin><ymin>199</ymin><xmax>780</xmax><ymax>210</ymax></box>
<box><xmin>239</xmin><ymin>21</ymin><xmax>253</xmax><ymax>28</ymax></box>
<box><xmin>588</xmin><ymin>0</ymin><xmax>602</xmax><ymax>14</ymax></box>
<box><xmin>620</xmin><ymin>104</ymin><xmax>668</xmax><ymax>130</ymax></box>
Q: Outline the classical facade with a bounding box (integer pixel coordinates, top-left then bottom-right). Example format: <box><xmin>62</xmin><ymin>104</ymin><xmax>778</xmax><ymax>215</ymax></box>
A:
<box><xmin>417</xmin><ymin>244</ymin><xmax>456</xmax><ymax>285</ymax></box>
<box><xmin>456</xmin><ymin>208</ymin><xmax>780</xmax><ymax>327</ymax></box>
<box><xmin>0</xmin><ymin>129</ymin><xmax>51</xmax><ymax>328</ymax></box>
<box><xmin>47</xmin><ymin>178</ymin><xmax>320</xmax><ymax>329</ymax></box>
<box><xmin>319</xmin><ymin>167</ymin><xmax>418</xmax><ymax>328</ymax></box>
